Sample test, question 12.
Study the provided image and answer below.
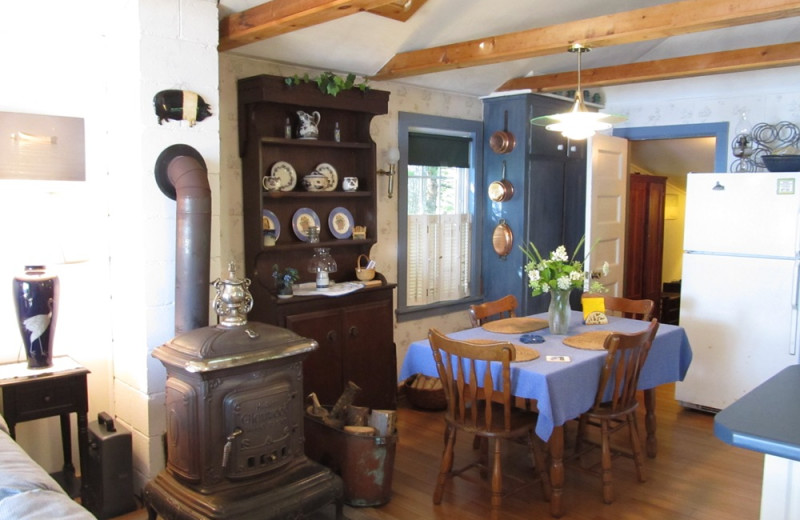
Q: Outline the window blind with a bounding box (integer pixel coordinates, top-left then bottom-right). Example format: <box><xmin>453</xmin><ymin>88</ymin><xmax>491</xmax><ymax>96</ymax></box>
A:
<box><xmin>408</xmin><ymin>133</ymin><xmax>472</xmax><ymax>168</ymax></box>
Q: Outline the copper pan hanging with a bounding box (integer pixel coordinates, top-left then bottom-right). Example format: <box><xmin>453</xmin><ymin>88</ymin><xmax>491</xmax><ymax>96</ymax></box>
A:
<box><xmin>488</xmin><ymin>160</ymin><xmax>514</xmax><ymax>202</ymax></box>
<box><xmin>492</xmin><ymin>219</ymin><xmax>513</xmax><ymax>259</ymax></box>
<box><xmin>489</xmin><ymin>110</ymin><xmax>516</xmax><ymax>154</ymax></box>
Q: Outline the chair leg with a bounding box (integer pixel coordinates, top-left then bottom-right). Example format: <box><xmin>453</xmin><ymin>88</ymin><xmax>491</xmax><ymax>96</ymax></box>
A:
<box><xmin>600</xmin><ymin>419</ymin><xmax>614</xmax><ymax>504</ymax></box>
<box><xmin>575</xmin><ymin>414</ymin><xmax>588</xmax><ymax>456</ymax></box>
<box><xmin>491</xmin><ymin>438</ymin><xmax>503</xmax><ymax>511</ymax></box>
<box><xmin>479</xmin><ymin>437</ymin><xmax>489</xmax><ymax>479</ymax></box>
<box><xmin>627</xmin><ymin>413</ymin><xmax>647</xmax><ymax>483</ymax></box>
<box><xmin>434</xmin><ymin>425</ymin><xmax>456</xmax><ymax>504</ymax></box>
<box><xmin>528</xmin><ymin>430</ymin><xmax>552</xmax><ymax>501</ymax></box>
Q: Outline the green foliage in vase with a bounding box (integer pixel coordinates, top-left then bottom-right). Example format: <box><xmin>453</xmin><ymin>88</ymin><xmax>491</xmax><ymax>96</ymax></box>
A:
<box><xmin>284</xmin><ymin>71</ymin><xmax>370</xmax><ymax>96</ymax></box>
<box><xmin>521</xmin><ymin>236</ymin><xmax>609</xmax><ymax>296</ymax></box>
<box><xmin>272</xmin><ymin>264</ymin><xmax>299</xmax><ymax>292</ymax></box>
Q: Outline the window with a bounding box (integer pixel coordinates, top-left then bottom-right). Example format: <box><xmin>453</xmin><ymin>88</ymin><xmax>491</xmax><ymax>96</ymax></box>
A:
<box><xmin>397</xmin><ymin>113</ymin><xmax>483</xmax><ymax>321</ymax></box>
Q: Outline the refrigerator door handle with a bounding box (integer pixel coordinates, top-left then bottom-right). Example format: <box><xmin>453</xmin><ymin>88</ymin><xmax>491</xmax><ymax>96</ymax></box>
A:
<box><xmin>792</xmin><ymin>261</ymin><xmax>800</xmax><ymax>356</ymax></box>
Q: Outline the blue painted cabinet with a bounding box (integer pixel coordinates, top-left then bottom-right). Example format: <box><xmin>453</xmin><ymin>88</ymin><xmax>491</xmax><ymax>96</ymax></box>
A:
<box><xmin>481</xmin><ymin>94</ymin><xmax>587</xmax><ymax>315</ymax></box>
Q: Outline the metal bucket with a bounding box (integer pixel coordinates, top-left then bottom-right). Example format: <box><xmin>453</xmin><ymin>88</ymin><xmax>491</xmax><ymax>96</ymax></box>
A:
<box><xmin>304</xmin><ymin>412</ymin><xmax>397</xmax><ymax>506</ymax></box>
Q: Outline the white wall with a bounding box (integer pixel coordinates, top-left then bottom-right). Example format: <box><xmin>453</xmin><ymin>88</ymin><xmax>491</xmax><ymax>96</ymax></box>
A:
<box><xmin>0</xmin><ymin>0</ymin><xmax>221</xmax><ymax>494</ymax></box>
<box><xmin>605</xmin><ymin>66</ymin><xmax>800</xmax><ymax>172</ymax></box>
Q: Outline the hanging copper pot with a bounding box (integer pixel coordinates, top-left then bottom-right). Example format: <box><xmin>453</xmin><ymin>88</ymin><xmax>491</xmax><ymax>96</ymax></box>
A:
<box><xmin>489</xmin><ymin>110</ymin><xmax>516</xmax><ymax>154</ymax></box>
<box><xmin>492</xmin><ymin>219</ymin><xmax>513</xmax><ymax>258</ymax></box>
<box><xmin>488</xmin><ymin>160</ymin><xmax>514</xmax><ymax>202</ymax></box>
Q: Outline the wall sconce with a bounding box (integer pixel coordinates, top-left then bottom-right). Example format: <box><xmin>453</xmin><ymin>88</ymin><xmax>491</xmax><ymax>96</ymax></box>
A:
<box><xmin>377</xmin><ymin>147</ymin><xmax>400</xmax><ymax>198</ymax></box>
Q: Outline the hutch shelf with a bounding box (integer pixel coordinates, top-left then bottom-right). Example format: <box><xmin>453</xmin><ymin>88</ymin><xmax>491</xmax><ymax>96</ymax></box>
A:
<box><xmin>237</xmin><ymin>74</ymin><xmax>396</xmax><ymax>409</ymax></box>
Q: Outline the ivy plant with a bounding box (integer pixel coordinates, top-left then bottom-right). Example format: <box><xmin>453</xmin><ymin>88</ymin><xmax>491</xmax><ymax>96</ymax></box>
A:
<box><xmin>285</xmin><ymin>72</ymin><xmax>370</xmax><ymax>96</ymax></box>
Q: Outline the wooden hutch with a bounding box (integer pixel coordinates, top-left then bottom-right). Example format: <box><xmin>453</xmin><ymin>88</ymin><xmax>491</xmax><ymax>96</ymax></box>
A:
<box><xmin>237</xmin><ymin>74</ymin><xmax>396</xmax><ymax>410</ymax></box>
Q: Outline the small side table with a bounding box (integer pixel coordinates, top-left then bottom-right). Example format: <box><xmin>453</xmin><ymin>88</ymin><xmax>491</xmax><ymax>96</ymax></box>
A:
<box><xmin>0</xmin><ymin>356</ymin><xmax>90</xmax><ymax>501</ymax></box>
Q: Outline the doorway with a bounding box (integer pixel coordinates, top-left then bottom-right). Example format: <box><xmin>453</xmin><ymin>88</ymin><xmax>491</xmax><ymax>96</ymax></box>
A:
<box><xmin>613</xmin><ymin>122</ymin><xmax>728</xmax><ymax>322</ymax></box>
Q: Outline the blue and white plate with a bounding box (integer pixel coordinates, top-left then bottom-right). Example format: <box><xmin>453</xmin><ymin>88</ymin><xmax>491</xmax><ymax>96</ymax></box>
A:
<box><xmin>328</xmin><ymin>207</ymin><xmax>354</xmax><ymax>239</ymax></box>
<box><xmin>262</xmin><ymin>209</ymin><xmax>280</xmax><ymax>240</ymax></box>
<box><xmin>292</xmin><ymin>207</ymin><xmax>320</xmax><ymax>241</ymax></box>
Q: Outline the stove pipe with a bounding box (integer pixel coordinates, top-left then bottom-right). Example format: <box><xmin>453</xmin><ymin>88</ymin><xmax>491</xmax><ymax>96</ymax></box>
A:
<box><xmin>155</xmin><ymin>144</ymin><xmax>210</xmax><ymax>335</ymax></box>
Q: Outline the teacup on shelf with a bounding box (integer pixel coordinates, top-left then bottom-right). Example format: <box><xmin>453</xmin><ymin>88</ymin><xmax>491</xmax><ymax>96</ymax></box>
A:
<box><xmin>342</xmin><ymin>177</ymin><xmax>359</xmax><ymax>192</ymax></box>
<box><xmin>262</xmin><ymin>175</ymin><xmax>281</xmax><ymax>191</ymax></box>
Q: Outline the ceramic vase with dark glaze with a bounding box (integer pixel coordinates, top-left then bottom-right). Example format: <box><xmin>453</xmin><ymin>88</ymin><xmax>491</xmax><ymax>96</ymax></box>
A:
<box><xmin>12</xmin><ymin>265</ymin><xmax>59</xmax><ymax>368</ymax></box>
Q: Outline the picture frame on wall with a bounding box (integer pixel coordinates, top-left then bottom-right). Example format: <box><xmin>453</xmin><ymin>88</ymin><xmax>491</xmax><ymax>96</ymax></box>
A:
<box><xmin>0</xmin><ymin>112</ymin><xmax>85</xmax><ymax>181</ymax></box>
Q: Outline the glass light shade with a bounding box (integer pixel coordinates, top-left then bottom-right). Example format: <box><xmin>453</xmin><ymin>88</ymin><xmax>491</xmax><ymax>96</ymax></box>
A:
<box><xmin>534</xmin><ymin>94</ymin><xmax>620</xmax><ymax>140</ymax></box>
<box><xmin>530</xmin><ymin>45</ymin><xmax>626</xmax><ymax>140</ymax></box>
<box><xmin>308</xmin><ymin>247</ymin><xmax>337</xmax><ymax>289</ymax></box>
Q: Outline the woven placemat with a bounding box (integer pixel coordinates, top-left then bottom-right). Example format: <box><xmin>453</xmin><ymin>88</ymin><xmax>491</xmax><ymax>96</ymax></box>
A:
<box><xmin>464</xmin><ymin>338</ymin><xmax>540</xmax><ymax>362</ymax></box>
<box><xmin>482</xmin><ymin>317</ymin><xmax>549</xmax><ymax>334</ymax></box>
<box><xmin>563</xmin><ymin>330</ymin><xmax>614</xmax><ymax>350</ymax></box>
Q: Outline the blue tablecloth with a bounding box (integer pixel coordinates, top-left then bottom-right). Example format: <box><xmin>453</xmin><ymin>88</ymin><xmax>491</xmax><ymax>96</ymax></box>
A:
<box><xmin>400</xmin><ymin>311</ymin><xmax>693</xmax><ymax>441</ymax></box>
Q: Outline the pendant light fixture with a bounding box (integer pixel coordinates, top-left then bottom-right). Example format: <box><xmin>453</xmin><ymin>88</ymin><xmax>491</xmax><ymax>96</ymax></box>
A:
<box><xmin>530</xmin><ymin>43</ymin><xmax>626</xmax><ymax>140</ymax></box>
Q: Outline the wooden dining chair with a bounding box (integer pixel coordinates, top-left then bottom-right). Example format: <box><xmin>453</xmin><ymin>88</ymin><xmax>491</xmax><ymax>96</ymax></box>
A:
<box><xmin>468</xmin><ymin>294</ymin><xmax>517</xmax><ymax>327</ymax></box>
<box><xmin>574</xmin><ymin>318</ymin><xmax>660</xmax><ymax>504</ymax></box>
<box><xmin>582</xmin><ymin>292</ymin><xmax>655</xmax><ymax>321</ymax></box>
<box><xmin>428</xmin><ymin>329</ymin><xmax>550</xmax><ymax>516</ymax></box>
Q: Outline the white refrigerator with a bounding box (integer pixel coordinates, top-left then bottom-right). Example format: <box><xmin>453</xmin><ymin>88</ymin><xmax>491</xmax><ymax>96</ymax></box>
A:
<box><xmin>675</xmin><ymin>172</ymin><xmax>800</xmax><ymax>411</ymax></box>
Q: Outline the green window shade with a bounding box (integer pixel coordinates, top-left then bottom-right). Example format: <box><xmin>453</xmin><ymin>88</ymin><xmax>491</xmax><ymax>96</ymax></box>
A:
<box><xmin>409</xmin><ymin>133</ymin><xmax>471</xmax><ymax>168</ymax></box>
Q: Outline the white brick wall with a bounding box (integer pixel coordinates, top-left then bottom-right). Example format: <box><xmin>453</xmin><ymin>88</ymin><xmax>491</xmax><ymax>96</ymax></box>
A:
<box><xmin>0</xmin><ymin>0</ymin><xmax>220</xmax><ymax>493</ymax></box>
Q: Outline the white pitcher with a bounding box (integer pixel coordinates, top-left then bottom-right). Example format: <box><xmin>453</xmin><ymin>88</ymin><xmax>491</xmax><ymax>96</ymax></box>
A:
<box><xmin>297</xmin><ymin>110</ymin><xmax>320</xmax><ymax>140</ymax></box>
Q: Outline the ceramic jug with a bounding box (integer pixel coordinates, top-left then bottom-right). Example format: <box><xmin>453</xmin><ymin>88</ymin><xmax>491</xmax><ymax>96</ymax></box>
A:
<box><xmin>297</xmin><ymin>110</ymin><xmax>321</xmax><ymax>140</ymax></box>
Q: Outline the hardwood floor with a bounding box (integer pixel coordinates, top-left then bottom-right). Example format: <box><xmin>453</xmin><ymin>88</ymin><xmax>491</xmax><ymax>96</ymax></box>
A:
<box><xmin>116</xmin><ymin>383</ymin><xmax>763</xmax><ymax>520</ymax></box>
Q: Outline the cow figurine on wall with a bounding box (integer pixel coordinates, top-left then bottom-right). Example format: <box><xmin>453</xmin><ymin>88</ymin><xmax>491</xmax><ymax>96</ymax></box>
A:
<box><xmin>153</xmin><ymin>89</ymin><xmax>212</xmax><ymax>127</ymax></box>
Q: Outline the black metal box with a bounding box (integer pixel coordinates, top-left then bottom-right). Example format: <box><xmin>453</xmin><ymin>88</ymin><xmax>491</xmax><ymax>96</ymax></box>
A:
<box><xmin>83</xmin><ymin>412</ymin><xmax>136</xmax><ymax>519</ymax></box>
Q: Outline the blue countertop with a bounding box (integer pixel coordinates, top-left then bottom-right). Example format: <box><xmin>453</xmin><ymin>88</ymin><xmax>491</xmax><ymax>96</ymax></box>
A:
<box><xmin>714</xmin><ymin>364</ymin><xmax>800</xmax><ymax>462</ymax></box>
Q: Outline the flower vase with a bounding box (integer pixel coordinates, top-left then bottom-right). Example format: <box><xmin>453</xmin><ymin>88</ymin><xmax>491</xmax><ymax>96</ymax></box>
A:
<box><xmin>548</xmin><ymin>289</ymin><xmax>572</xmax><ymax>335</ymax></box>
<box><xmin>277</xmin><ymin>283</ymin><xmax>294</xmax><ymax>299</ymax></box>
<box><xmin>12</xmin><ymin>266</ymin><xmax>59</xmax><ymax>368</ymax></box>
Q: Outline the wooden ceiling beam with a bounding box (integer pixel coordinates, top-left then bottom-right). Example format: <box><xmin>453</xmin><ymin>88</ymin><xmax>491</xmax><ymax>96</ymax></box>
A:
<box><xmin>497</xmin><ymin>42</ymin><xmax>800</xmax><ymax>92</ymax></box>
<box><xmin>219</xmin><ymin>0</ymin><xmax>397</xmax><ymax>51</ymax></box>
<box><xmin>370</xmin><ymin>0</ymin><xmax>428</xmax><ymax>22</ymax></box>
<box><xmin>371</xmin><ymin>0</ymin><xmax>800</xmax><ymax>80</ymax></box>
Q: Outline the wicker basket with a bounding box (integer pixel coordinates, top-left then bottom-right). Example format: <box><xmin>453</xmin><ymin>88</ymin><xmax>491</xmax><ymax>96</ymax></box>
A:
<box><xmin>403</xmin><ymin>374</ymin><xmax>447</xmax><ymax>411</ymax></box>
<box><xmin>355</xmin><ymin>254</ymin><xmax>375</xmax><ymax>281</ymax></box>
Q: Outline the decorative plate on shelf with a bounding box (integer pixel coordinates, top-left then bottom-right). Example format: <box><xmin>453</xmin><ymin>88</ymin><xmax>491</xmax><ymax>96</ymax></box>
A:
<box><xmin>315</xmin><ymin>162</ymin><xmax>338</xmax><ymax>191</ymax></box>
<box><xmin>328</xmin><ymin>207</ymin><xmax>354</xmax><ymax>239</ymax></box>
<box><xmin>292</xmin><ymin>207</ymin><xmax>321</xmax><ymax>242</ymax></box>
<box><xmin>270</xmin><ymin>161</ymin><xmax>297</xmax><ymax>191</ymax></box>
<box><xmin>262</xmin><ymin>209</ymin><xmax>280</xmax><ymax>240</ymax></box>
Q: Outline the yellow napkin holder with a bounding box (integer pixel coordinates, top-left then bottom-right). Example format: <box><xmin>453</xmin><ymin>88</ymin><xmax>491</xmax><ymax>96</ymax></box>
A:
<box><xmin>583</xmin><ymin>297</ymin><xmax>608</xmax><ymax>325</ymax></box>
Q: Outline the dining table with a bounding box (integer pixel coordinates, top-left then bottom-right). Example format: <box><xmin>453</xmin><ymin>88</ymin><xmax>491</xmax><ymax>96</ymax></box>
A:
<box><xmin>399</xmin><ymin>311</ymin><xmax>693</xmax><ymax>517</ymax></box>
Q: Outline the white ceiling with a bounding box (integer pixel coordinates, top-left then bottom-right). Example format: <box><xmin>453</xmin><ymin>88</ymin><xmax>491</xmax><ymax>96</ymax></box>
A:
<box><xmin>216</xmin><ymin>1</ymin><xmax>795</xmax><ymax>179</ymax></box>
<box><xmin>217</xmin><ymin>0</ymin><xmax>800</xmax><ymax>97</ymax></box>
<box><xmin>630</xmin><ymin>137</ymin><xmax>716</xmax><ymax>190</ymax></box>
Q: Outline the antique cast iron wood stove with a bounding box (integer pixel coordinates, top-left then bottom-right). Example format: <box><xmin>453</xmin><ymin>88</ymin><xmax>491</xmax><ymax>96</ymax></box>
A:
<box><xmin>144</xmin><ymin>146</ymin><xmax>341</xmax><ymax>519</ymax></box>
<box><xmin>143</xmin><ymin>264</ymin><xmax>342</xmax><ymax>519</ymax></box>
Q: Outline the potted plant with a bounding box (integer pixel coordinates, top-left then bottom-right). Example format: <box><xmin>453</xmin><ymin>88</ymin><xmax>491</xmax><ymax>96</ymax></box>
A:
<box><xmin>273</xmin><ymin>265</ymin><xmax>300</xmax><ymax>298</ymax></box>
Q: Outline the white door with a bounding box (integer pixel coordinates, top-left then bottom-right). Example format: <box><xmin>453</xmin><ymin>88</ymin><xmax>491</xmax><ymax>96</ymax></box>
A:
<box><xmin>585</xmin><ymin>134</ymin><xmax>628</xmax><ymax>296</ymax></box>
